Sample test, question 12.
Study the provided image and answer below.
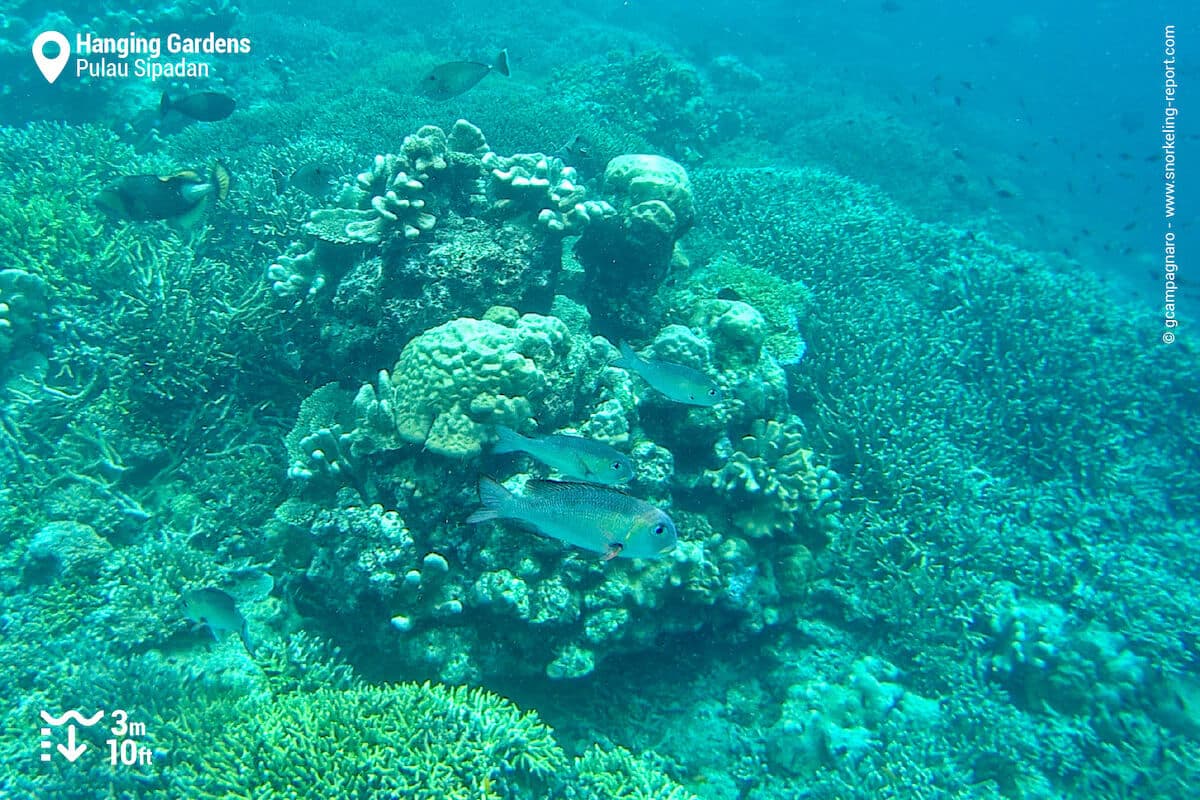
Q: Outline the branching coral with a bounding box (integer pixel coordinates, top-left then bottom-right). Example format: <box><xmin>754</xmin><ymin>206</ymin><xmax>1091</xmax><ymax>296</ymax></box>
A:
<box><xmin>570</xmin><ymin>745</ymin><xmax>699</xmax><ymax>800</ymax></box>
<box><xmin>175</xmin><ymin>683</ymin><xmax>567</xmax><ymax>798</ymax></box>
<box><xmin>484</xmin><ymin>150</ymin><xmax>614</xmax><ymax>234</ymax></box>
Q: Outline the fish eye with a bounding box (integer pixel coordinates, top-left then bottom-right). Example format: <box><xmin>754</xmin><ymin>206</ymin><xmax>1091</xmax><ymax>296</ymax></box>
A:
<box><xmin>611</xmin><ymin>461</ymin><xmax>623</xmax><ymax>471</ymax></box>
<box><xmin>653</xmin><ymin>524</ymin><xmax>666</xmax><ymax>535</ymax></box>
<box><xmin>707</xmin><ymin>388</ymin><xmax>718</xmax><ymax>396</ymax></box>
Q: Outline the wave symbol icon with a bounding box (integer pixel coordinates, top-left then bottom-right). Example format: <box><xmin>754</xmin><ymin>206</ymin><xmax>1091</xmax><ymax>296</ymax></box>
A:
<box><xmin>40</xmin><ymin>710</ymin><xmax>105</xmax><ymax>726</ymax></box>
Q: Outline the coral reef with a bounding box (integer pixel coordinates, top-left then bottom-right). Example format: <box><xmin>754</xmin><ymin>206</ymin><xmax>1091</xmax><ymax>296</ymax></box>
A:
<box><xmin>348</xmin><ymin>307</ymin><xmax>586</xmax><ymax>458</ymax></box>
<box><xmin>698</xmin><ymin>416</ymin><xmax>841</xmax><ymax>544</ymax></box>
<box><xmin>183</xmin><ymin>683</ymin><xmax>565</xmax><ymax>798</ymax></box>
<box><xmin>0</xmin><ymin>268</ymin><xmax>50</xmax><ymax>362</ymax></box>
<box><xmin>576</xmin><ymin>153</ymin><xmax>695</xmax><ymax>336</ymax></box>
<box><xmin>3</xmin><ymin>23</ymin><xmax>1198</xmax><ymax>800</ymax></box>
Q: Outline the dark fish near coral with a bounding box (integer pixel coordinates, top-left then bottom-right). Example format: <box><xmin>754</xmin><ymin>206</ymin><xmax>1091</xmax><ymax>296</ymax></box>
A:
<box><xmin>182</xmin><ymin>586</ymin><xmax>254</xmax><ymax>655</ymax></box>
<box><xmin>160</xmin><ymin>90</ymin><xmax>236</xmax><ymax>122</ymax></box>
<box><xmin>272</xmin><ymin>161</ymin><xmax>339</xmax><ymax>197</ymax></box>
<box><xmin>419</xmin><ymin>49</ymin><xmax>510</xmax><ymax>100</ymax></box>
<box><xmin>553</xmin><ymin>133</ymin><xmax>593</xmax><ymax>161</ymax></box>
<box><xmin>94</xmin><ymin>162</ymin><xmax>230</xmax><ymax>228</ymax></box>
<box><xmin>493</xmin><ymin>425</ymin><xmax>634</xmax><ymax>485</ymax></box>
<box><xmin>467</xmin><ymin>477</ymin><xmax>677</xmax><ymax>560</ymax></box>
<box><xmin>615</xmin><ymin>341</ymin><xmax>723</xmax><ymax>406</ymax></box>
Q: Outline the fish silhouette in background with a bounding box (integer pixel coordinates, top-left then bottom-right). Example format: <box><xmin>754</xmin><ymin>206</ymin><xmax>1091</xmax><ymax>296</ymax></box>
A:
<box><xmin>418</xmin><ymin>50</ymin><xmax>510</xmax><ymax>99</ymax></box>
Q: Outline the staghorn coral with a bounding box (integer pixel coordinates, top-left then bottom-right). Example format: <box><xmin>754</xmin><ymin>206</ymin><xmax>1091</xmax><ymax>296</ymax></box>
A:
<box><xmin>569</xmin><ymin>745</ymin><xmax>699</xmax><ymax>800</ymax></box>
<box><xmin>699</xmin><ymin>416</ymin><xmax>841</xmax><ymax>543</ymax></box>
<box><xmin>175</xmin><ymin>683</ymin><xmax>566</xmax><ymax>798</ymax></box>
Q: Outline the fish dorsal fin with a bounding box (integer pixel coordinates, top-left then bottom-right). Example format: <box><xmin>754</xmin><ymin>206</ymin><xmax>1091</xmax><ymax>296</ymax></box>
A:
<box><xmin>494</xmin><ymin>49</ymin><xmax>510</xmax><ymax>77</ymax></box>
<box><xmin>525</xmin><ymin>478</ymin><xmax>630</xmax><ymax>497</ymax></box>
<box><xmin>164</xmin><ymin>170</ymin><xmax>199</xmax><ymax>183</ymax></box>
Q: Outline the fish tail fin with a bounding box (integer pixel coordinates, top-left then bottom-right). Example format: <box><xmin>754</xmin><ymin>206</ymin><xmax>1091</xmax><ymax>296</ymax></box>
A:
<box><xmin>211</xmin><ymin>161</ymin><xmax>231</xmax><ymax>202</ymax></box>
<box><xmin>160</xmin><ymin>92</ymin><xmax>172</xmax><ymax>116</ymax></box>
<box><xmin>613</xmin><ymin>341</ymin><xmax>640</xmax><ymax>370</ymax></box>
<box><xmin>494</xmin><ymin>49</ymin><xmax>510</xmax><ymax>77</ymax></box>
<box><xmin>271</xmin><ymin>166</ymin><xmax>287</xmax><ymax>195</ymax></box>
<box><xmin>466</xmin><ymin>476</ymin><xmax>510</xmax><ymax>523</ymax></box>
<box><xmin>492</xmin><ymin>425</ymin><xmax>527</xmax><ymax>455</ymax></box>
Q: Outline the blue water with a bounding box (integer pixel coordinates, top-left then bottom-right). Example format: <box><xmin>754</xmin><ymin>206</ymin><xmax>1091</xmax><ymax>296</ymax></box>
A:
<box><xmin>1</xmin><ymin>2</ymin><xmax>1197</xmax><ymax>798</ymax></box>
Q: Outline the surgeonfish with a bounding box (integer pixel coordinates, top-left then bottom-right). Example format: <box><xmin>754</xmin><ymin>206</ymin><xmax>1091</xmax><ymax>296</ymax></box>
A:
<box><xmin>614</xmin><ymin>341</ymin><xmax>723</xmax><ymax>406</ymax></box>
<box><xmin>467</xmin><ymin>477</ymin><xmax>677</xmax><ymax>561</ymax></box>
<box><xmin>160</xmin><ymin>90</ymin><xmax>237</xmax><ymax>121</ymax></box>
<box><xmin>182</xmin><ymin>586</ymin><xmax>255</xmax><ymax>655</ymax></box>
<box><xmin>418</xmin><ymin>50</ymin><xmax>510</xmax><ymax>100</ymax></box>
<box><xmin>94</xmin><ymin>161</ymin><xmax>230</xmax><ymax>228</ymax></box>
<box><xmin>493</xmin><ymin>425</ymin><xmax>634</xmax><ymax>485</ymax></box>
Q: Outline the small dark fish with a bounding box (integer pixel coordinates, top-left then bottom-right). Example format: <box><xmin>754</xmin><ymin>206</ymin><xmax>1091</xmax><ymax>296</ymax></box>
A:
<box><xmin>94</xmin><ymin>161</ymin><xmax>230</xmax><ymax>228</ymax></box>
<box><xmin>419</xmin><ymin>49</ymin><xmax>509</xmax><ymax>100</ymax></box>
<box><xmin>553</xmin><ymin>133</ymin><xmax>593</xmax><ymax>161</ymax></box>
<box><xmin>274</xmin><ymin>161</ymin><xmax>339</xmax><ymax>197</ymax></box>
<box><xmin>1122</xmin><ymin>221</ymin><xmax>1136</xmax><ymax>231</ymax></box>
<box><xmin>183</xmin><ymin>586</ymin><xmax>254</xmax><ymax>655</ymax></box>
<box><xmin>161</xmin><ymin>91</ymin><xmax>236</xmax><ymax>122</ymax></box>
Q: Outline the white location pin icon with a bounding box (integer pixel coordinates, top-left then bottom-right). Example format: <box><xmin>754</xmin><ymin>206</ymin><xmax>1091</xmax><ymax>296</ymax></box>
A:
<box><xmin>32</xmin><ymin>31</ymin><xmax>70</xmax><ymax>84</ymax></box>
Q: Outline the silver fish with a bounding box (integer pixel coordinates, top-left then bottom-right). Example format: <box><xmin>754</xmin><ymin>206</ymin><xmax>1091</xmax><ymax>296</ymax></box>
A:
<box><xmin>467</xmin><ymin>477</ymin><xmax>677</xmax><ymax>560</ymax></box>
<box><xmin>182</xmin><ymin>586</ymin><xmax>254</xmax><ymax>655</ymax></box>
<box><xmin>493</xmin><ymin>425</ymin><xmax>634</xmax><ymax>485</ymax></box>
<box><xmin>614</xmin><ymin>341</ymin><xmax>723</xmax><ymax>406</ymax></box>
<box><xmin>282</xmin><ymin>161</ymin><xmax>339</xmax><ymax>197</ymax></box>
<box><xmin>418</xmin><ymin>49</ymin><xmax>510</xmax><ymax>100</ymax></box>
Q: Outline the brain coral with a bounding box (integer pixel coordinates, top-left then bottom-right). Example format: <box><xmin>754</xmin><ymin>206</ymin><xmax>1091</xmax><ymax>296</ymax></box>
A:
<box><xmin>378</xmin><ymin>307</ymin><xmax>578</xmax><ymax>458</ymax></box>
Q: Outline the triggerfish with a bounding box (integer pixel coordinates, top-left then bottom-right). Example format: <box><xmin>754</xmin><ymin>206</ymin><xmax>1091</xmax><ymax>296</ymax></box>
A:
<box><xmin>418</xmin><ymin>50</ymin><xmax>510</xmax><ymax>99</ymax></box>
<box><xmin>493</xmin><ymin>425</ymin><xmax>635</xmax><ymax>485</ymax></box>
<box><xmin>467</xmin><ymin>477</ymin><xmax>677</xmax><ymax>561</ymax></box>
<box><xmin>160</xmin><ymin>90</ymin><xmax>236</xmax><ymax>122</ymax></box>
<box><xmin>182</xmin><ymin>586</ymin><xmax>255</xmax><ymax>655</ymax></box>
<box><xmin>94</xmin><ymin>161</ymin><xmax>230</xmax><ymax>228</ymax></box>
<box><xmin>614</xmin><ymin>341</ymin><xmax>723</xmax><ymax>406</ymax></box>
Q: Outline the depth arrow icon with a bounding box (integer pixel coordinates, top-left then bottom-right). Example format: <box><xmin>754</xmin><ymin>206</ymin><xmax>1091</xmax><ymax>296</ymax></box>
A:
<box><xmin>57</xmin><ymin>725</ymin><xmax>86</xmax><ymax>762</ymax></box>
